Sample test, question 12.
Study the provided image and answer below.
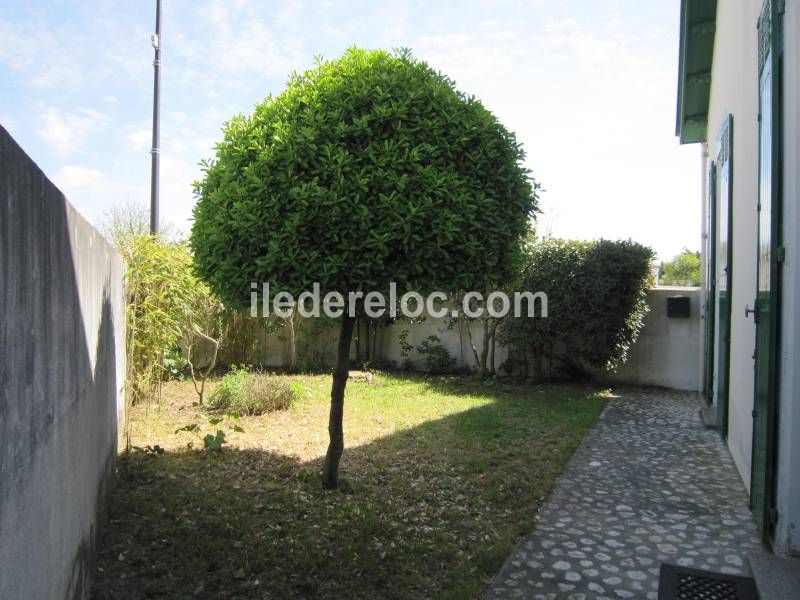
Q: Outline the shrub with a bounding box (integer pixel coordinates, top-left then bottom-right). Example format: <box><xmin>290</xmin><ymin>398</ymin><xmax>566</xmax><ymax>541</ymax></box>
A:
<box><xmin>103</xmin><ymin>203</ymin><xmax>226</xmax><ymax>405</ymax></box>
<box><xmin>242</xmin><ymin>375</ymin><xmax>299</xmax><ymax>414</ymax></box>
<box><xmin>208</xmin><ymin>366</ymin><xmax>249</xmax><ymax>409</ymax></box>
<box><xmin>416</xmin><ymin>335</ymin><xmax>456</xmax><ymax>374</ymax></box>
<box><xmin>163</xmin><ymin>347</ymin><xmax>187</xmax><ymax>380</ymax></box>
<box><xmin>120</xmin><ymin>235</ymin><xmax>218</xmax><ymax>403</ymax></box>
<box><xmin>210</xmin><ymin>368</ymin><xmax>299</xmax><ymax>415</ymax></box>
<box><xmin>501</xmin><ymin>239</ymin><xmax>654</xmax><ymax>379</ymax></box>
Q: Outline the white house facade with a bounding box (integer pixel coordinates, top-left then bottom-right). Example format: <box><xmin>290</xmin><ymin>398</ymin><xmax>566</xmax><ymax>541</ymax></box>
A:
<box><xmin>677</xmin><ymin>0</ymin><xmax>800</xmax><ymax>555</ymax></box>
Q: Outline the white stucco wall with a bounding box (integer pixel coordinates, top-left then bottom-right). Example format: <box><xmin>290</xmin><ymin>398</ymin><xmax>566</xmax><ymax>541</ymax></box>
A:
<box><xmin>605</xmin><ymin>287</ymin><xmax>703</xmax><ymax>392</ymax></box>
<box><xmin>775</xmin><ymin>0</ymin><xmax>800</xmax><ymax>557</ymax></box>
<box><xmin>702</xmin><ymin>0</ymin><xmax>800</xmax><ymax>555</ymax></box>
<box><xmin>380</xmin><ymin>315</ymin><xmax>510</xmax><ymax>373</ymax></box>
<box><xmin>705</xmin><ymin>0</ymin><xmax>762</xmax><ymax>489</ymax></box>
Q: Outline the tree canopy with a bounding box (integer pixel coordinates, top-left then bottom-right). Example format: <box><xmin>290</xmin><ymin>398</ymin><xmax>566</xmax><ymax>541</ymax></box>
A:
<box><xmin>191</xmin><ymin>47</ymin><xmax>538</xmax><ymax>308</ymax></box>
<box><xmin>660</xmin><ymin>249</ymin><xmax>701</xmax><ymax>287</ymax></box>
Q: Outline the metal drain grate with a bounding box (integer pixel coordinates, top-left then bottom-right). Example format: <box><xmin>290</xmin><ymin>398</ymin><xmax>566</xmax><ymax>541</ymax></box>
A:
<box><xmin>659</xmin><ymin>564</ymin><xmax>758</xmax><ymax>600</ymax></box>
<box><xmin>677</xmin><ymin>572</ymin><xmax>737</xmax><ymax>599</ymax></box>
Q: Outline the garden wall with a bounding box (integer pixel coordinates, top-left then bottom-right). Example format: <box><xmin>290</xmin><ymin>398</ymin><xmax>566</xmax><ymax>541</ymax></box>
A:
<box><xmin>237</xmin><ymin>288</ymin><xmax>702</xmax><ymax>392</ymax></box>
<box><xmin>0</xmin><ymin>126</ymin><xmax>126</xmax><ymax>599</ymax></box>
<box><xmin>601</xmin><ymin>287</ymin><xmax>703</xmax><ymax>391</ymax></box>
<box><xmin>223</xmin><ymin>313</ymin><xmax>509</xmax><ymax>374</ymax></box>
<box><xmin>380</xmin><ymin>316</ymin><xmax>509</xmax><ymax>372</ymax></box>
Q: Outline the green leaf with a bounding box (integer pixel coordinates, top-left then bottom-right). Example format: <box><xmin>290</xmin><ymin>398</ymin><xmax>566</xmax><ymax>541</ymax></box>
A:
<box><xmin>175</xmin><ymin>423</ymin><xmax>200</xmax><ymax>434</ymax></box>
<box><xmin>203</xmin><ymin>430</ymin><xmax>227</xmax><ymax>451</ymax></box>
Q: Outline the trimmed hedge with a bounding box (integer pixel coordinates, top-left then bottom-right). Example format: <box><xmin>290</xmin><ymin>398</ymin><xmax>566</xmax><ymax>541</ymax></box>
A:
<box><xmin>502</xmin><ymin>239</ymin><xmax>654</xmax><ymax>379</ymax></box>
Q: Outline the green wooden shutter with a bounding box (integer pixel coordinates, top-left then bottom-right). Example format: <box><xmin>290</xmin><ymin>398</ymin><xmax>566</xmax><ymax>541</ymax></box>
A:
<box><xmin>715</xmin><ymin>115</ymin><xmax>733</xmax><ymax>438</ymax></box>
<box><xmin>750</xmin><ymin>0</ymin><xmax>783</xmax><ymax>543</ymax></box>
<box><xmin>704</xmin><ymin>161</ymin><xmax>717</xmax><ymax>406</ymax></box>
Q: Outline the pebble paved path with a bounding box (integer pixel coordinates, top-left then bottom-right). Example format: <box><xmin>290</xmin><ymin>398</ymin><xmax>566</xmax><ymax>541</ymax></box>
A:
<box><xmin>485</xmin><ymin>389</ymin><xmax>765</xmax><ymax>599</ymax></box>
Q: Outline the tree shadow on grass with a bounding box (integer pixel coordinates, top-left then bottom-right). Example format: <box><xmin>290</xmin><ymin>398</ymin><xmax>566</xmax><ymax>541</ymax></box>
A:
<box><xmin>93</xmin><ymin>378</ymin><xmax>605</xmax><ymax>600</ymax></box>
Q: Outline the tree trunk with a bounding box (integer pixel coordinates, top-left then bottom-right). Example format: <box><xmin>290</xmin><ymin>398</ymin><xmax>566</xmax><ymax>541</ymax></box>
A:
<box><xmin>371</xmin><ymin>321</ymin><xmax>378</xmax><ymax>364</ymax></box>
<box><xmin>458</xmin><ymin>318</ymin><xmax>465</xmax><ymax>365</ymax></box>
<box><xmin>288</xmin><ymin>311</ymin><xmax>298</xmax><ymax>373</ymax></box>
<box><xmin>479</xmin><ymin>319</ymin><xmax>490</xmax><ymax>378</ymax></box>
<box><xmin>522</xmin><ymin>346</ymin><xmax>530</xmax><ymax>379</ymax></box>
<box><xmin>534</xmin><ymin>345</ymin><xmax>544</xmax><ymax>381</ymax></box>
<box><xmin>466</xmin><ymin>320</ymin><xmax>480</xmax><ymax>372</ymax></box>
<box><xmin>355</xmin><ymin>318</ymin><xmax>362</xmax><ymax>363</ymax></box>
<box><xmin>187</xmin><ymin>331</ymin><xmax>219</xmax><ymax>405</ymax></box>
<box><xmin>322</xmin><ymin>315</ymin><xmax>356</xmax><ymax>489</ymax></box>
<box><xmin>365</xmin><ymin>320</ymin><xmax>372</xmax><ymax>363</ymax></box>
<box><xmin>489</xmin><ymin>320</ymin><xmax>498</xmax><ymax>375</ymax></box>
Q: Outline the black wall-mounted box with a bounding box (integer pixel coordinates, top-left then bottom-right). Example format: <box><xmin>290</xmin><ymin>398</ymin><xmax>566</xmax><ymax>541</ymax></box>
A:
<box><xmin>667</xmin><ymin>295</ymin><xmax>691</xmax><ymax>318</ymax></box>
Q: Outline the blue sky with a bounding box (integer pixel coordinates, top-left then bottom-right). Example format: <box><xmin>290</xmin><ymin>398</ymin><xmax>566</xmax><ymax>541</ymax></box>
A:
<box><xmin>0</xmin><ymin>0</ymin><xmax>701</xmax><ymax>260</ymax></box>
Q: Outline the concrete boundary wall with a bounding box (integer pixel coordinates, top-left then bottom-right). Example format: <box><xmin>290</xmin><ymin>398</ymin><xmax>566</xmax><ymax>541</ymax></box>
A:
<box><xmin>0</xmin><ymin>126</ymin><xmax>126</xmax><ymax>599</ymax></box>
<box><xmin>604</xmin><ymin>287</ymin><xmax>703</xmax><ymax>392</ymax></box>
<box><xmin>244</xmin><ymin>287</ymin><xmax>703</xmax><ymax>392</ymax></box>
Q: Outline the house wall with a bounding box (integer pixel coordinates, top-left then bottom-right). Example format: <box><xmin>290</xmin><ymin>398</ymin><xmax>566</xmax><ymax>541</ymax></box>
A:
<box><xmin>702</xmin><ymin>0</ymin><xmax>800</xmax><ymax>555</ymax></box>
<box><xmin>775</xmin><ymin>0</ymin><xmax>800</xmax><ymax>557</ymax></box>
<box><xmin>705</xmin><ymin>0</ymin><xmax>762</xmax><ymax>489</ymax></box>
<box><xmin>0</xmin><ymin>127</ymin><xmax>126</xmax><ymax>598</ymax></box>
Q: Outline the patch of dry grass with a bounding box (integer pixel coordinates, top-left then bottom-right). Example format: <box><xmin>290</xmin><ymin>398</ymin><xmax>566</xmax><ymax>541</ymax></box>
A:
<box><xmin>95</xmin><ymin>373</ymin><xmax>605</xmax><ymax>599</ymax></box>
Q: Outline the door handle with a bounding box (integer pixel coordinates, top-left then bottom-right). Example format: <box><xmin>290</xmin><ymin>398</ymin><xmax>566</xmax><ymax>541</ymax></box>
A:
<box><xmin>745</xmin><ymin>304</ymin><xmax>756</xmax><ymax>318</ymax></box>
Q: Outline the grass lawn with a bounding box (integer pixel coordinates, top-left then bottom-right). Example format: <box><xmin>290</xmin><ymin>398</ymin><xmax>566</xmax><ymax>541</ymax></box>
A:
<box><xmin>93</xmin><ymin>373</ymin><xmax>606</xmax><ymax>599</ymax></box>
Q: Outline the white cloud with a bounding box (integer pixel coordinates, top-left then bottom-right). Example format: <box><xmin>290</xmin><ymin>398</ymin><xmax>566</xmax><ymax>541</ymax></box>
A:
<box><xmin>0</xmin><ymin>115</ymin><xmax>16</xmax><ymax>131</ymax></box>
<box><xmin>88</xmin><ymin>17</ymin><xmax>151</xmax><ymax>84</ymax></box>
<box><xmin>159</xmin><ymin>154</ymin><xmax>203</xmax><ymax>234</ymax></box>
<box><xmin>535</xmin><ymin>18</ymin><xmax>652</xmax><ymax>74</ymax></box>
<box><xmin>171</xmin><ymin>0</ymin><xmax>304</xmax><ymax>93</ymax></box>
<box><xmin>125</xmin><ymin>129</ymin><xmax>152</xmax><ymax>153</ymax></box>
<box><xmin>0</xmin><ymin>20</ymin><xmax>87</xmax><ymax>89</ymax></box>
<box><xmin>169</xmin><ymin>111</ymin><xmax>188</xmax><ymax>123</ymax></box>
<box><xmin>54</xmin><ymin>165</ymin><xmax>103</xmax><ymax>189</ymax></box>
<box><xmin>35</xmin><ymin>106</ymin><xmax>109</xmax><ymax>157</ymax></box>
<box><xmin>221</xmin><ymin>21</ymin><xmax>295</xmax><ymax>75</ymax></box>
<box><xmin>0</xmin><ymin>12</ymin><xmax>149</xmax><ymax>93</ymax></box>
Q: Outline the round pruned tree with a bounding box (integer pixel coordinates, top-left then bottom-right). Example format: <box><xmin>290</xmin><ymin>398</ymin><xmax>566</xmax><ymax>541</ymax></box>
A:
<box><xmin>191</xmin><ymin>48</ymin><xmax>539</xmax><ymax>488</ymax></box>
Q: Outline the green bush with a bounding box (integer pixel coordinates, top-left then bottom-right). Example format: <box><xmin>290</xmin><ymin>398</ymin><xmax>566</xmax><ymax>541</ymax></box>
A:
<box><xmin>502</xmin><ymin>239</ymin><xmax>654</xmax><ymax>379</ymax></box>
<box><xmin>416</xmin><ymin>335</ymin><xmax>456</xmax><ymax>374</ymax></box>
<box><xmin>660</xmin><ymin>249</ymin><xmax>701</xmax><ymax>287</ymax></box>
<box><xmin>210</xmin><ymin>368</ymin><xmax>299</xmax><ymax>415</ymax></box>
<box><xmin>209</xmin><ymin>366</ymin><xmax>249</xmax><ymax>409</ymax></box>
<box><xmin>119</xmin><ymin>235</ymin><xmax>221</xmax><ymax>403</ymax></box>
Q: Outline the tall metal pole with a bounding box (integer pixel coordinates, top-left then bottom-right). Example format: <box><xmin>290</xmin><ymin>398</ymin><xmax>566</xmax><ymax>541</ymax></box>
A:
<box><xmin>149</xmin><ymin>0</ymin><xmax>162</xmax><ymax>235</ymax></box>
